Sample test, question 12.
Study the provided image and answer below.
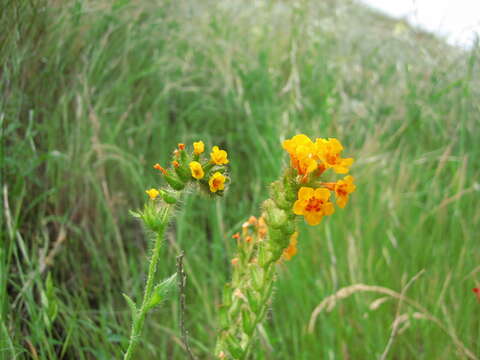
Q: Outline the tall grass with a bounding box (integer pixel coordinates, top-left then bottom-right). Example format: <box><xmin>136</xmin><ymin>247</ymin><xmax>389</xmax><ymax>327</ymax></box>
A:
<box><xmin>2</xmin><ymin>0</ymin><xmax>479</xmax><ymax>358</ymax></box>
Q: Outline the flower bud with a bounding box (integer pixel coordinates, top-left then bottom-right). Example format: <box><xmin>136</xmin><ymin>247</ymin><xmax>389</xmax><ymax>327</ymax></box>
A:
<box><xmin>174</xmin><ymin>162</ymin><xmax>191</xmax><ymax>182</ymax></box>
<box><xmin>141</xmin><ymin>203</ymin><xmax>168</xmax><ymax>233</ymax></box>
<box><xmin>159</xmin><ymin>189</ymin><xmax>177</xmax><ymax>204</ymax></box>
<box><xmin>241</xmin><ymin>308</ymin><xmax>254</xmax><ymax>336</ymax></box>
<box><xmin>225</xmin><ymin>334</ymin><xmax>243</xmax><ymax>358</ymax></box>
<box><xmin>264</xmin><ymin>201</ymin><xmax>288</xmax><ymax>229</ymax></box>
<box><xmin>164</xmin><ymin>173</ymin><xmax>185</xmax><ymax>190</ymax></box>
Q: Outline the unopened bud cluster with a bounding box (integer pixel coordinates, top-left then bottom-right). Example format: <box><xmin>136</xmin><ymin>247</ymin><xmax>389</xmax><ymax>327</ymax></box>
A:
<box><xmin>125</xmin><ymin>141</ymin><xmax>231</xmax><ymax>360</ymax></box>
<box><xmin>141</xmin><ymin>142</ymin><xmax>230</xmax><ymax>232</ymax></box>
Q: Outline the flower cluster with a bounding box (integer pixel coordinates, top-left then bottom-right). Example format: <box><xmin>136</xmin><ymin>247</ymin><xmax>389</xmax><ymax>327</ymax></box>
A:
<box><xmin>216</xmin><ymin>133</ymin><xmax>356</xmax><ymax>359</ymax></box>
<box><xmin>283</xmin><ymin>134</ymin><xmax>356</xmax><ymax>226</ymax></box>
<box><xmin>145</xmin><ymin>141</ymin><xmax>230</xmax><ymax>201</ymax></box>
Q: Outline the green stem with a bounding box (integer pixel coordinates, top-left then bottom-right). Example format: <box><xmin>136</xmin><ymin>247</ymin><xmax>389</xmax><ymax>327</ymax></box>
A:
<box><xmin>124</xmin><ymin>207</ymin><xmax>170</xmax><ymax>360</ymax></box>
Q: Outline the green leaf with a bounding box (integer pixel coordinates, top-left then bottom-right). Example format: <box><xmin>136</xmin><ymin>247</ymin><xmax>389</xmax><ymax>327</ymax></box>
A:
<box><xmin>146</xmin><ymin>273</ymin><xmax>177</xmax><ymax>311</ymax></box>
<box><xmin>41</xmin><ymin>273</ymin><xmax>58</xmax><ymax>329</ymax></box>
<box><xmin>226</xmin><ymin>335</ymin><xmax>243</xmax><ymax>358</ymax></box>
<box><xmin>122</xmin><ymin>293</ymin><xmax>137</xmax><ymax>320</ymax></box>
<box><xmin>128</xmin><ymin>210</ymin><xmax>141</xmax><ymax>218</ymax></box>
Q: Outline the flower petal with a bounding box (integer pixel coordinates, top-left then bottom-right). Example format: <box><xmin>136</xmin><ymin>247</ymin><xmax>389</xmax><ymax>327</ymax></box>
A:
<box><xmin>293</xmin><ymin>200</ymin><xmax>305</xmax><ymax>215</ymax></box>
<box><xmin>305</xmin><ymin>212</ymin><xmax>322</xmax><ymax>226</ymax></box>
<box><xmin>298</xmin><ymin>187</ymin><xmax>314</xmax><ymax>200</ymax></box>
<box><xmin>314</xmin><ymin>187</ymin><xmax>331</xmax><ymax>200</ymax></box>
<box><xmin>323</xmin><ymin>201</ymin><xmax>335</xmax><ymax>215</ymax></box>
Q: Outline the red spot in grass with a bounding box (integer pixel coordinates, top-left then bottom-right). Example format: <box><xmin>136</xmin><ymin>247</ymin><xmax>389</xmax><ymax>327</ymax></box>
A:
<box><xmin>473</xmin><ymin>288</ymin><xmax>480</xmax><ymax>303</ymax></box>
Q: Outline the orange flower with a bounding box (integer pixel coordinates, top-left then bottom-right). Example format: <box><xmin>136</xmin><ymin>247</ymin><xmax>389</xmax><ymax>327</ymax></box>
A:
<box><xmin>153</xmin><ymin>163</ymin><xmax>168</xmax><ymax>175</ymax></box>
<box><xmin>172</xmin><ymin>160</ymin><xmax>180</xmax><ymax>168</ymax></box>
<box><xmin>316</xmin><ymin>138</ymin><xmax>354</xmax><ymax>174</ymax></box>
<box><xmin>210</xmin><ymin>146</ymin><xmax>229</xmax><ymax>165</ymax></box>
<box><xmin>178</xmin><ymin>143</ymin><xmax>185</xmax><ymax>150</ymax></box>
<box><xmin>334</xmin><ymin>175</ymin><xmax>356</xmax><ymax>208</ymax></box>
<box><xmin>283</xmin><ymin>232</ymin><xmax>298</xmax><ymax>260</ymax></box>
<box><xmin>293</xmin><ymin>187</ymin><xmax>335</xmax><ymax>225</ymax></box>
<box><xmin>189</xmin><ymin>161</ymin><xmax>204</xmax><ymax>179</ymax></box>
<box><xmin>257</xmin><ymin>216</ymin><xmax>267</xmax><ymax>239</ymax></box>
<box><xmin>282</xmin><ymin>134</ymin><xmax>317</xmax><ymax>176</ymax></box>
<box><xmin>209</xmin><ymin>172</ymin><xmax>226</xmax><ymax>192</ymax></box>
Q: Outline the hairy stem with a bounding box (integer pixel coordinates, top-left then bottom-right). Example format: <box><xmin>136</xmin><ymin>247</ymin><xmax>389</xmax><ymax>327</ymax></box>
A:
<box><xmin>124</xmin><ymin>208</ymin><xmax>170</xmax><ymax>360</ymax></box>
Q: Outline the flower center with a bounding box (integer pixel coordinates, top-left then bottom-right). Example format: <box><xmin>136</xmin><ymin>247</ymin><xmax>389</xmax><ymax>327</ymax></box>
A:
<box><xmin>336</xmin><ymin>185</ymin><xmax>347</xmax><ymax>197</ymax></box>
<box><xmin>305</xmin><ymin>197</ymin><xmax>324</xmax><ymax>212</ymax></box>
<box><xmin>326</xmin><ymin>153</ymin><xmax>338</xmax><ymax>165</ymax></box>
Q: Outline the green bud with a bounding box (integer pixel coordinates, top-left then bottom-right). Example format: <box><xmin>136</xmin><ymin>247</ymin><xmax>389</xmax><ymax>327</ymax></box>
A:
<box><xmin>226</xmin><ymin>335</ymin><xmax>243</xmax><ymax>358</ymax></box>
<box><xmin>174</xmin><ymin>164</ymin><xmax>190</xmax><ymax>182</ymax></box>
<box><xmin>228</xmin><ymin>298</ymin><xmax>242</xmax><ymax>319</ymax></box>
<box><xmin>257</xmin><ymin>242</ymin><xmax>269</xmax><ymax>267</ymax></box>
<box><xmin>265</xmin><ymin>206</ymin><xmax>287</xmax><ymax>229</ymax></box>
<box><xmin>141</xmin><ymin>203</ymin><xmax>166</xmax><ymax>233</ymax></box>
<box><xmin>280</xmin><ymin>219</ymin><xmax>296</xmax><ymax>237</ymax></box>
<box><xmin>273</xmin><ymin>190</ymin><xmax>292</xmax><ymax>210</ymax></box>
<box><xmin>245</xmin><ymin>288</ymin><xmax>260</xmax><ymax>314</ymax></box>
<box><xmin>283</xmin><ymin>172</ymin><xmax>298</xmax><ymax>201</ymax></box>
<box><xmin>164</xmin><ymin>173</ymin><xmax>185</xmax><ymax>190</ymax></box>
<box><xmin>241</xmin><ymin>308</ymin><xmax>254</xmax><ymax>336</ymax></box>
<box><xmin>219</xmin><ymin>306</ymin><xmax>229</xmax><ymax>329</ymax></box>
<box><xmin>159</xmin><ymin>189</ymin><xmax>177</xmax><ymax>204</ymax></box>
<box><xmin>180</xmin><ymin>149</ymin><xmax>188</xmax><ymax>163</ymax></box>
<box><xmin>249</xmin><ymin>265</ymin><xmax>263</xmax><ymax>291</ymax></box>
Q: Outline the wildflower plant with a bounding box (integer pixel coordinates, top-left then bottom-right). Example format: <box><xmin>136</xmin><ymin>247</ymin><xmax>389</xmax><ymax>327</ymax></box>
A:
<box><xmin>123</xmin><ymin>141</ymin><xmax>230</xmax><ymax>360</ymax></box>
<box><xmin>215</xmin><ymin>134</ymin><xmax>356</xmax><ymax>359</ymax></box>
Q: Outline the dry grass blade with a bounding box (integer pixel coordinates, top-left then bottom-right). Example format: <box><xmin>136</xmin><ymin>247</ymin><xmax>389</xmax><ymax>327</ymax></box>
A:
<box><xmin>308</xmin><ymin>281</ymin><xmax>478</xmax><ymax>360</ymax></box>
<box><xmin>379</xmin><ymin>270</ymin><xmax>425</xmax><ymax>360</ymax></box>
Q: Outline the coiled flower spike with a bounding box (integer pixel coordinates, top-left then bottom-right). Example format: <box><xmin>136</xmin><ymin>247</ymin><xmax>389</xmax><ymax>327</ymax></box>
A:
<box><xmin>125</xmin><ymin>140</ymin><xmax>231</xmax><ymax>360</ymax></box>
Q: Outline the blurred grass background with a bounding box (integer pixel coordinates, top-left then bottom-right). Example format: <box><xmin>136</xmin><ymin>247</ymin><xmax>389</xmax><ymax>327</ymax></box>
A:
<box><xmin>1</xmin><ymin>0</ymin><xmax>479</xmax><ymax>358</ymax></box>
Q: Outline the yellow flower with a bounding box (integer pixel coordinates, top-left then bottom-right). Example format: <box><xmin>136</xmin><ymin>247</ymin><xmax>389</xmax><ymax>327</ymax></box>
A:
<box><xmin>282</xmin><ymin>134</ymin><xmax>317</xmax><ymax>176</ymax></box>
<box><xmin>209</xmin><ymin>172</ymin><xmax>226</xmax><ymax>192</ymax></box>
<box><xmin>334</xmin><ymin>175</ymin><xmax>356</xmax><ymax>208</ymax></box>
<box><xmin>189</xmin><ymin>161</ymin><xmax>204</xmax><ymax>179</ymax></box>
<box><xmin>293</xmin><ymin>187</ymin><xmax>335</xmax><ymax>225</ymax></box>
<box><xmin>283</xmin><ymin>232</ymin><xmax>298</xmax><ymax>260</ymax></box>
<box><xmin>193</xmin><ymin>141</ymin><xmax>205</xmax><ymax>155</ymax></box>
<box><xmin>145</xmin><ymin>188</ymin><xmax>160</xmax><ymax>200</ymax></box>
<box><xmin>316</xmin><ymin>138</ymin><xmax>354</xmax><ymax>174</ymax></box>
<box><xmin>210</xmin><ymin>146</ymin><xmax>229</xmax><ymax>165</ymax></box>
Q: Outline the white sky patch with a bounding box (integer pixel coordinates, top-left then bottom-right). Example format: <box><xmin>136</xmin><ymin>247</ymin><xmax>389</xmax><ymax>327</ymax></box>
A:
<box><xmin>358</xmin><ymin>0</ymin><xmax>480</xmax><ymax>48</ymax></box>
